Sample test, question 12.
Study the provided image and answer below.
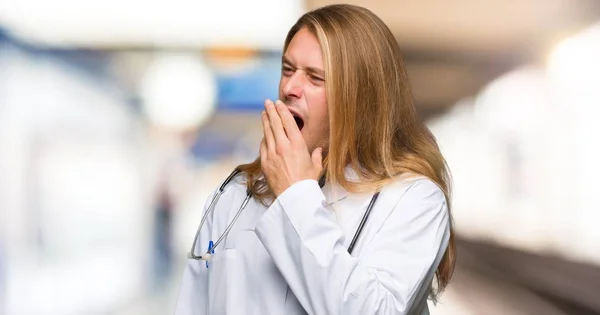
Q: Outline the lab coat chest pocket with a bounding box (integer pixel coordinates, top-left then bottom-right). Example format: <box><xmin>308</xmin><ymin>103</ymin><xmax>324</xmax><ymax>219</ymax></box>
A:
<box><xmin>343</xmin><ymin>194</ymin><xmax>396</xmax><ymax>257</ymax></box>
<box><xmin>207</xmin><ymin>249</ymin><xmax>242</xmax><ymax>315</ymax></box>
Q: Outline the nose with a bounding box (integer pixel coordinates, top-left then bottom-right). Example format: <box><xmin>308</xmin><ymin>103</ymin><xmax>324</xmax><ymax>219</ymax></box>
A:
<box><xmin>282</xmin><ymin>71</ymin><xmax>304</xmax><ymax>100</ymax></box>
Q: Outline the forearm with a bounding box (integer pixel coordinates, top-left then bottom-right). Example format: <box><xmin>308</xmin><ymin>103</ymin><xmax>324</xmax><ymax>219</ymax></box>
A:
<box><xmin>254</xmin><ymin>180</ymin><xmax>447</xmax><ymax>314</ymax></box>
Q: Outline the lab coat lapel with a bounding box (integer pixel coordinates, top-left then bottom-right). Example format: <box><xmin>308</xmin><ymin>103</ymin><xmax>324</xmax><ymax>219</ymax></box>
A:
<box><xmin>322</xmin><ymin>181</ymin><xmax>349</xmax><ymax>206</ymax></box>
<box><xmin>322</xmin><ymin>167</ymin><xmax>361</xmax><ymax>206</ymax></box>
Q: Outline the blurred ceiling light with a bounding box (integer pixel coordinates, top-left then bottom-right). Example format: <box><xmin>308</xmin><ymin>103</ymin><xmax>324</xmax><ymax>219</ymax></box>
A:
<box><xmin>139</xmin><ymin>53</ymin><xmax>217</xmax><ymax>131</ymax></box>
<box><xmin>548</xmin><ymin>22</ymin><xmax>600</xmax><ymax>263</ymax></box>
<box><xmin>0</xmin><ymin>0</ymin><xmax>303</xmax><ymax>49</ymax></box>
<box><xmin>548</xmin><ymin>22</ymin><xmax>600</xmax><ymax>105</ymax></box>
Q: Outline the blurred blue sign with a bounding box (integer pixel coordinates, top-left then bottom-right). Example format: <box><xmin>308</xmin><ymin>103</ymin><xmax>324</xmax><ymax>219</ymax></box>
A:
<box><xmin>215</xmin><ymin>55</ymin><xmax>282</xmax><ymax>111</ymax></box>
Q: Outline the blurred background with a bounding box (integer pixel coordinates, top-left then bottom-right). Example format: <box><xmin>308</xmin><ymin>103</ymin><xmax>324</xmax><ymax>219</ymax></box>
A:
<box><xmin>0</xmin><ymin>0</ymin><xmax>599</xmax><ymax>314</ymax></box>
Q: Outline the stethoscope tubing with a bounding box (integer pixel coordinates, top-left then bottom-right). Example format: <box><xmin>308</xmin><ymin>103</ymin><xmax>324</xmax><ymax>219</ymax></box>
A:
<box><xmin>188</xmin><ymin>169</ymin><xmax>379</xmax><ymax>260</ymax></box>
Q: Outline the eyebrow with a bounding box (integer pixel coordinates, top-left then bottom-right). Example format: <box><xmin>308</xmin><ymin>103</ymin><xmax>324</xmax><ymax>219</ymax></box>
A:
<box><xmin>282</xmin><ymin>55</ymin><xmax>325</xmax><ymax>77</ymax></box>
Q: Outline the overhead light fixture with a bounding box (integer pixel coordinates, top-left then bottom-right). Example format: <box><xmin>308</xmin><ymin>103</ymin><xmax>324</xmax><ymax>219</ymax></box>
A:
<box><xmin>139</xmin><ymin>53</ymin><xmax>217</xmax><ymax>131</ymax></box>
<box><xmin>548</xmin><ymin>22</ymin><xmax>600</xmax><ymax>105</ymax></box>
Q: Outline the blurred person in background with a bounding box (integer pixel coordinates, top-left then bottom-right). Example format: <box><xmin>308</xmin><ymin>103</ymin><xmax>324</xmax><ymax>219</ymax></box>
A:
<box><xmin>153</xmin><ymin>164</ymin><xmax>175</xmax><ymax>291</ymax></box>
<box><xmin>176</xmin><ymin>4</ymin><xmax>455</xmax><ymax>315</ymax></box>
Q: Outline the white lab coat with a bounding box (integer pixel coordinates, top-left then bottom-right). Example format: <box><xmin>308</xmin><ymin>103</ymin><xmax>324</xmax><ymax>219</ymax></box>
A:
<box><xmin>175</xmin><ymin>168</ymin><xmax>450</xmax><ymax>315</ymax></box>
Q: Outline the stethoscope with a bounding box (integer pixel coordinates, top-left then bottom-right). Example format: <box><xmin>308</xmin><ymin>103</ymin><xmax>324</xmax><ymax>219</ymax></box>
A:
<box><xmin>188</xmin><ymin>168</ymin><xmax>380</xmax><ymax>261</ymax></box>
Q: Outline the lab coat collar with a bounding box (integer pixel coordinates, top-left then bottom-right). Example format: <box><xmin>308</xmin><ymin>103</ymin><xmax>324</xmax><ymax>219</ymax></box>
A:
<box><xmin>322</xmin><ymin>166</ymin><xmax>360</xmax><ymax>206</ymax></box>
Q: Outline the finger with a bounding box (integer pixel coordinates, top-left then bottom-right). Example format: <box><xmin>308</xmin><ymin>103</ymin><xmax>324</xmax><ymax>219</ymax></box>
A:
<box><xmin>261</xmin><ymin>110</ymin><xmax>275</xmax><ymax>153</ymax></box>
<box><xmin>275</xmin><ymin>100</ymin><xmax>303</xmax><ymax>142</ymax></box>
<box><xmin>265</xmin><ymin>99</ymin><xmax>288</xmax><ymax>144</ymax></box>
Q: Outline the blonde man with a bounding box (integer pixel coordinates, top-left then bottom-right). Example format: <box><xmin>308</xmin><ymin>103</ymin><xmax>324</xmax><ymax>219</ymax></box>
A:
<box><xmin>176</xmin><ymin>4</ymin><xmax>455</xmax><ymax>315</ymax></box>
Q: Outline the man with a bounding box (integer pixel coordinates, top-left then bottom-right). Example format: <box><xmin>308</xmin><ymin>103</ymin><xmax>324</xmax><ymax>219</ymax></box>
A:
<box><xmin>176</xmin><ymin>4</ymin><xmax>455</xmax><ymax>314</ymax></box>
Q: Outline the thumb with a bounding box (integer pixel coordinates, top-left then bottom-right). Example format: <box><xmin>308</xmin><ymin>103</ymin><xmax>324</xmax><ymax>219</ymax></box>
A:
<box><xmin>311</xmin><ymin>147</ymin><xmax>323</xmax><ymax>169</ymax></box>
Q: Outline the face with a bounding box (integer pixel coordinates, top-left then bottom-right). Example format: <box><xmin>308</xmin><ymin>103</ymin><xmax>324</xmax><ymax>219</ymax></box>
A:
<box><xmin>279</xmin><ymin>27</ymin><xmax>329</xmax><ymax>153</ymax></box>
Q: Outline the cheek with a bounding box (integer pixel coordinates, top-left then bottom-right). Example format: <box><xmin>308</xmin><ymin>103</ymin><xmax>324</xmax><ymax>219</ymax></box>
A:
<box><xmin>306</xmin><ymin>92</ymin><xmax>329</xmax><ymax>133</ymax></box>
<box><xmin>278</xmin><ymin>78</ymin><xmax>285</xmax><ymax>98</ymax></box>
<box><xmin>315</xmin><ymin>90</ymin><xmax>328</xmax><ymax>123</ymax></box>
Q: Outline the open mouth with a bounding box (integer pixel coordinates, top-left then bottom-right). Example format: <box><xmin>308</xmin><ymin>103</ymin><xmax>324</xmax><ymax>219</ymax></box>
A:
<box><xmin>293</xmin><ymin>115</ymin><xmax>305</xmax><ymax>130</ymax></box>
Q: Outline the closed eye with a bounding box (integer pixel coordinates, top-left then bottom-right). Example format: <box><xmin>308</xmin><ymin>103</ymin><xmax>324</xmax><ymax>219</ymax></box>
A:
<box><xmin>310</xmin><ymin>75</ymin><xmax>324</xmax><ymax>82</ymax></box>
<box><xmin>282</xmin><ymin>66</ymin><xmax>294</xmax><ymax>76</ymax></box>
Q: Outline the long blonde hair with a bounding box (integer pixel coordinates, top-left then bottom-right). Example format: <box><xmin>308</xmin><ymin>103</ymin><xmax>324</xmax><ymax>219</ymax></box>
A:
<box><xmin>237</xmin><ymin>4</ymin><xmax>455</xmax><ymax>298</ymax></box>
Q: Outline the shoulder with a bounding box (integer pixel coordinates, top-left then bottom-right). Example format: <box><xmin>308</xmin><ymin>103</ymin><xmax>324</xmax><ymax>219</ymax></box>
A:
<box><xmin>221</xmin><ymin>172</ymin><xmax>249</xmax><ymax>195</ymax></box>
<box><xmin>376</xmin><ymin>176</ymin><xmax>450</xmax><ymax>237</ymax></box>
<box><xmin>204</xmin><ymin>170</ymin><xmax>249</xmax><ymax>206</ymax></box>
<box><xmin>382</xmin><ymin>175</ymin><xmax>447</xmax><ymax>209</ymax></box>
